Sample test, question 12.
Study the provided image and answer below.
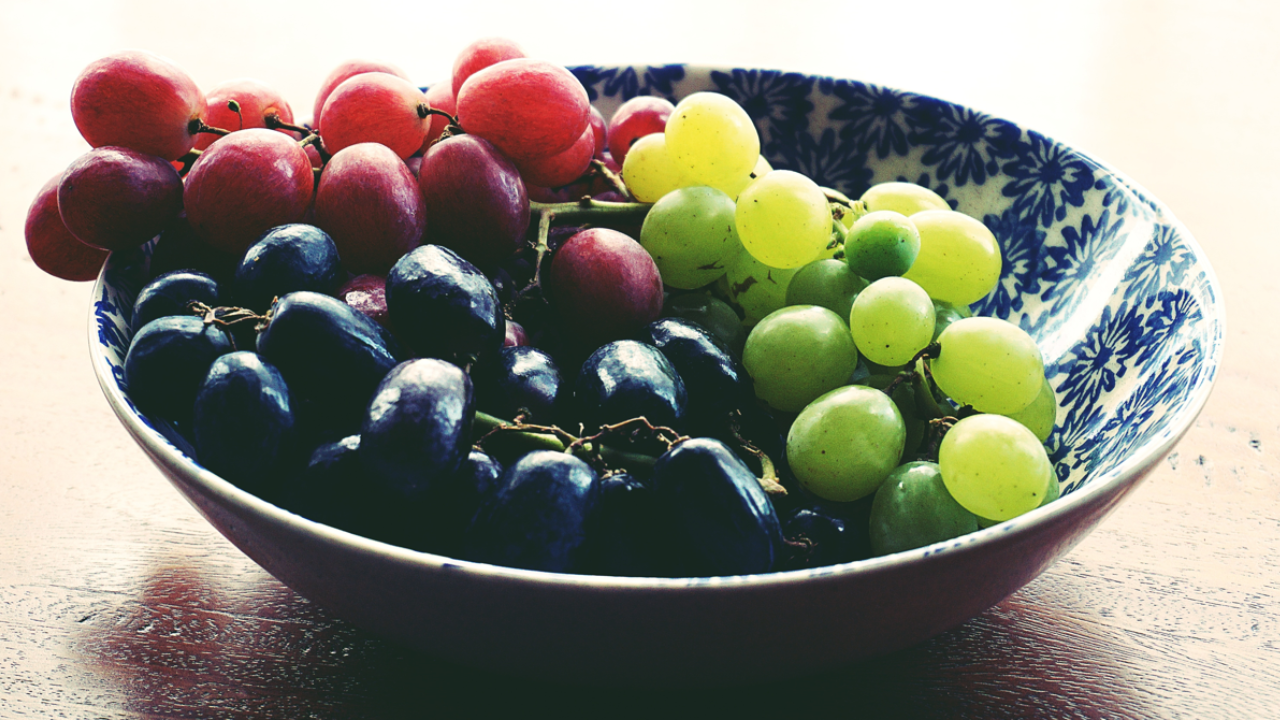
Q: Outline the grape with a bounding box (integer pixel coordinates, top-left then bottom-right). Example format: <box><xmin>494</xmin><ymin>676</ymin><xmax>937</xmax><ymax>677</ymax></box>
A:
<box><xmin>195</xmin><ymin>78</ymin><xmax>295</xmax><ymax>151</ymax></box>
<box><xmin>450</xmin><ymin>37</ymin><xmax>526</xmax><ymax>96</ymax></box>
<box><xmin>133</xmin><ymin>270</ymin><xmax>221</xmax><ymax>330</ymax></box>
<box><xmin>902</xmin><ymin>210</ymin><xmax>1001</xmax><ymax>306</ymax></box>
<box><xmin>620</xmin><ymin>133</ymin><xmax>688</xmax><ymax>203</ymax></box>
<box><xmin>588</xmin><ymin>106</ymin><xmax>608</xmax><ymax>158</ymax></box>
<box><xmin>931</xmin><ymin>317</ymin><xmax>1045</xmax><ymax>414</ymax></box>
<box><xmin>785</xmin><ymin>258</ymin><xmax>869</xmax><ymax>322</ymax></box>
<box><xmin>58</xmin><ymin>146</ymin><xmax>183</xmax><ymax>251</ymax></box>
<box><xmin>193</xmin><ymin>351</ymin><xmax>296</xmax><ymax>495</ymax></box>
<box><xmin>70</xmin><ymin>50</ymin><xmax>205</xmax><ymax>161</ymax></box>
<box><xmin>786</xmin><ymin>385</ymin><xmax>905</xmax><ymax>502</ymax></box>
<box><xmin>312</xmin><ymin>59</ymin><xmax>412</xmax><ymax>128</ymax></box>
<box><xmin>337</xmin><ymin>274</ymin><xmax>390</xmax><ymax>329</ymax></box>
<box><xmin>23</xmin><ymin>174</ymin><xmax>108</xmax><ymax>282</ymax></box>
<box><xmin>662</xmin><ymin>292</ymin><xmax>745</xmax><ymax>353</ymax></box>
<box><xmin>503</xmin><ymin>319</ymin><xmax>529</xmax><ymax>348</ymax></box>
<box><xmin>183</xmin><ymin>129</ymin><xmax>314</xmax><ymax>256</ymax></box>
<box><xmin>232</xmin><ymin>224</ymin><xmax>343</xmax><ymax>313</ymax></box>
<box><xmin>1000</xmin><ymin>375</ymin><xmax>1057</xmax><ymax>442</ymax></box>
<box><xmin>418</xmin><ymin>134</ymin><xmax>530</xmax><ymax>269</ymax></box>
<box><xmin>465</xmin><ymin>450</ymin><xmax>600</xmax><ymax>573</ymax></box>
<box><xmin>256</xmin><ymin>292</ymin><xmax>405</xmax><ymax>439</ymax></box>
<box><xmin>314</xmin><ymin>142</ymin><xmax>427</xmax><ymax>275</ymax></box>
<box><xmin>725</xmin><ymin>248</ymin><xmax>798</xmax><ymax>325</ymax></box>
<box><xmin>735</xmin><ymin>170</ymin><xmax>831</xmax><ymax>269</ymax></box>
<box><xmin>743</xmin><ymin>305</ymin><xmax>858</xmax><ymax>413</ymax></box>
<box><xmin>639</xmin><ymin>186</ymin><xmax>741</xmax><ymax>290</ymax></box>
<box><xmin>861</xmin><ymin>181</ymin><xmax>950</xmax><ymax>216</ymax></box>
<box><xmin>849</xmin><ymin>277</ymin><xmax>936</xmax><ymax>367</ymax></box>
<box><xmin>360</xmin><ymin>358</ymin><xmax>475</xmax><ymax>500</ymax></box>
<box><xmin>720</xmin><ymin>155</ymin><xmax>773</xmax><ymax>201</ymax></box>
<box><xmin>124</xmin><ymin>315</ymin><xmax>234</xmax><ymax>422</ymax></box>
<box><xmin>664</xmin><ymin>92</ymin><xmax>759</xmax><ymax>194</ymax></box>
<box><xmin>456</xmin><ymin>58</ymin><xmax>590</xmax><ymax>162</ymax></box>
<box><xmin>319</xmin><ymin>72</ymin><xmax>429</xmax><ymax>159</ymax></box>
<box><xmin>420</xmin><ymin>81</ymin><xmax>457</xmax><ymax>151</ymax></box>
<box><xmin>640</xmin><ymin>317</ymin><xmax>749</xmax><ymax>418</ymax></box>
<box><xmin>582</xmin><ymin>472</ymin><xmax>676</xmax><ymax>577</ymax></box>
<box><xmin>844</xmin><ymin>210</ymin><xmax>920</xmax><ymax>280</ymax></box>
<box><xmin>856</xmin><ymin>373</ymin><xmax>926</xmax><ymax>460</ymax></box>
<box><xmin>931</xmin><ymin>300</ymin><xmax>971</xmax><ymax>341</ymax></box>
<box><xmin>608</xmin><ymin>96</ymin><xmax>674</xmax><ymax>165</ymax></box>
<box><xmin>148</xmin><ymin>213</ymin><xmax>238</xmax><ymax>283</ymax></box>
<box><xmin>547</xmin><ymin>228</ymin><xmax>664</xmax><ymax>348</ymax></box>
<box><xmin>386</xmin><ymin>245</ymin><xmax>504</xmax><ymax>362</ymax></box>
<box><xmin>939</xmin><ymin>414</ymin><xmax>1052</xmax><ymax>521</ymax></box>
<box><xmin>575</xmin><ymin>340</ymin><xmax>687</xmax><ymax>430</ymax></box>
<box><xmin>651</xmin><ymin>438</ymin><xmax>783</xmax><ymax>576</ymax></box>
<box><xmin>473</xmin><ymin>346</ymin><xmax>563</xmax><ymax>423</ymax></box>
<box><xmin>868</xmin><ymin>461</ymin><xmax>980</xmax><ymax>555</ymax></box>
<box><xmin>516</xmin><ymin>124</ymin><xmax>595</xmax><ymax>188</ymax></box>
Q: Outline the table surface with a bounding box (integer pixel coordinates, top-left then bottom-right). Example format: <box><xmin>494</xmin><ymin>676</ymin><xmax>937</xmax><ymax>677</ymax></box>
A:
<box><xmin>2</xmin><ymin>1</ymin><xmax>1277</xmax><ymax>717</ymax></box>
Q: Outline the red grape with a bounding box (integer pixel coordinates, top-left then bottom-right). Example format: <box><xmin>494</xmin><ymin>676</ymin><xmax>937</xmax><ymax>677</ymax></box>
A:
<box><xmin>504</xmin><ymin>319</ymin><xmax>529</xmax><ymax>347</ymax></box>
<box><xmin>24</xmin><ymin>174</ymin><xmax>109</xmax><ymax>282</ymax></box>
<box><xmin>314</xmin><ymin>143</ymin><xmax>426</xmax><ymax>274</ymax></box>
<box><xmin>312</xmin><ymin>59</ymin><xmax>412</xmax><ymax>129</ymax></box>
<box><xmin>418</xmin><ymin>134</ymin><xmax>529</xmax><ymax>269</ymax></box>
<box><xmin>517</xmin><ymin>125</ymin><xmax>595</xmax><ymax>188</ymax></box>
<box><xmin>70</xmin><ymin>50</ymin><xmax>206</xmax><ymax>161</ymax></box>
<box><xmin>183</xmin><ymin>129</ymin><xmax>314</xmax><ymax>256</ymax></box>
<box><xmin>420</xmin><ymin>81</ymin><xmax>457</xmax><ymax>153</ymax></box>
<box><xmin>608</xmin><ymin>96</ymin><xmax>674</xmax><ymax>165</ymax></box>
<box><xmin>58</xmin><ymin>146</ymin><xmax>183</xmax><ymax>251</ymax></box>
<box><xmin>450</xmin><ymin>37</ymin><xmax>526</xmax><ymax>97</ymax></box>
<box><xmin>195</xmin><ymin>78</ymin><xmax>295</xmax><ymax>151</ymax></box>
<box><xmin>588</xmin><ymin>106</ymin><xmax>608</xmax><ymax>159</ymax></box>
<box><xmin>338</xmin><ymin>273</ymin><xmax>391</xmax><ymax>329</ymax></box>
<box><xmin>548</xmin><ymin>228</ymin><xmax>663</xmax><ymax>346</ymax></box>
<box><xmin>319</xmin><ymin>73</ymin><xmax>429</xmax><ymax>159</ymax></box>
<box><xmin>456</xmin><ymin>59</ymin><xmax>590</xmax><ymax>162</ymax></box>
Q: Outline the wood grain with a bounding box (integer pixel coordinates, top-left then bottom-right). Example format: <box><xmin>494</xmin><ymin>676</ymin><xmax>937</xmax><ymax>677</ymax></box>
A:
<box><xmin>2</xmin><ymin>1</ymin><xmax>1278</xmax><ymax>717</ymax></box>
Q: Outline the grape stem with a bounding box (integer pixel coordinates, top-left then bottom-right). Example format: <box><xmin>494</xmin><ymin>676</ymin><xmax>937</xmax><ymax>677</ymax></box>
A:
<box><xmin>471</xmin><ymin>411</ymin><xmax>662</xmax><ymax>476</ymax></box>
<box><xmin>187</xmin><ymin>301</ymin><xmax>269</xmax><ymax>350</ymax></box>
<box><xmin>589</xmin><ymin>159</ymin><xmax>631</xmax><ymax>200</ymax></box>
<box><xmin>187</xmin><ymin>118</ymin><xmax>231</xmax><ymax>137</ymax></box>
<box><xmin>175</xmin><ymin>149</ymin><xmax>203</xmax><ymax>176</ymax></box>
<box><xmin>728</xmin><ymin>410</ymin><xmax>787</xmax><ymax>497</ymax></box>
<box><xmin>226</xmin><ymin>99</ymin><xmax>244</xmax><ymax>130</ymax></box>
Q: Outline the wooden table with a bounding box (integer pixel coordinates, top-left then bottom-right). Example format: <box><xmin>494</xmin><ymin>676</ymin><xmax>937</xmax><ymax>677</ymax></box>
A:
<box><xmin>2</xmin><ymin>1</ymin><xmax>1276</xmax><ymax>717</ymax></box>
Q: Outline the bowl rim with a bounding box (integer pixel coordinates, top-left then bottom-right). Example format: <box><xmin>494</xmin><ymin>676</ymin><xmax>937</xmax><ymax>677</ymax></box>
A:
<box><xmin>89</xmin><ymin>64</ymin><xmax>1227</xmax><ymax>592</ymax></box>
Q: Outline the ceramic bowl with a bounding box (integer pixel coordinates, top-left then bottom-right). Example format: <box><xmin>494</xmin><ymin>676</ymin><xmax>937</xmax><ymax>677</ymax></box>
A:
<box><xmin>90</xmin><ymin>64</ymin><xmax>1224</xmax><ymax>682</ymax></box>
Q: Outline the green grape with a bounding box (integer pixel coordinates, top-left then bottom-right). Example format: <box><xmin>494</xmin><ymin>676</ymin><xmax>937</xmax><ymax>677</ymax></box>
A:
<box><xmin>1000</xmin><ymin>375</ymin><xmax>1057</xmax><ymax>442</ymax></box>
<box><xmin>786</xmin><ymin>384</ymin><xmax>905</xmax><ymax>502</ymax></box>
<box><xmin>735</xmin><ymin>170</ymin><xmax>832</xmax><ymax>269</ymax></box>
<box><xmin>976</xmin><ymin>468</ymin><xmax>1061</xmax><ymax>527</ymax></box>
<box><xmin>939</xmin><ymin>414</ymin><xmax>1052</xmax><ymax>521</ymax></box>
<box><xmin>742</xmin><ymin>305</ymin><xmax>858</xmax><ymax>413</ymax></box>
<box><xmin>861</xmin><ymin>181</ymin><xmax>950</xmax><ymax>216</ymax></box>
<box><xmin>849</xmin><ymin>277</ymin><xmax>936</xmax><ymax>367</ymax></box>
<box><xmin>930</xmin><ymin>317</ymin><xmax>1044</xmax><ymax>414</ymax></box>
<box><xmin>721</xmin><ymin>155</ymin><xmax>773</xmax><ymax>200</ymax></box>
<box><xmin>665</xmin><ymin>92</ymin><xmax>759</xmax><ymax>194</ymax></box>
<box><xmin>857</xmin><ymin>374</ymin><xmax>925</xmax><ymax>459</ymax></box>
<box><xmin>931</xmin><ymin>300</ymin><xmax>971</xmax><ymax>341</ymax></box>
<box><xmin>622</xmin><ymin>133</ymin><xmax>689</xmax><ymax>203</ymax></box>
<box><xmin>640</xmin><ymin>186</ymin><xmax>742</xmax><ymax>290</ymax></box>
<box><xmin>844</xmin><ymin>210</ymin><xmax>920</xmax><ymax>280</ymax></box>
<box><xmin>785</xmin><ymin>258</ymin><xmax>869</xmax><ymax>320</ymax></box>
<box><xmin>869</xmin><ymin>461</ymin><xmax>981</xmax><ymax>555</ymax></box>
<box><xmin>663</xmin><ymin>291</ymin><xmax>746</xmax><ymax>354</ymax></box>
<box><xmin>902</xmin><ymin>210</ymin><xmax>1002</xmax><ymax>306</ymax></box>
<box><xmin>725</xmin><ymin>247</ymin><xmax>798</xmax><ymax>324</ymax></box>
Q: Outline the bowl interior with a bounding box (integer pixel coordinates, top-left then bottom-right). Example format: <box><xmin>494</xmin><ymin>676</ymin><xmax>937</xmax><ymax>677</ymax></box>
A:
<box><xmin>91</xmin><ymin>64</ymin><xmax>1223</xmax><ymax>583</ymax></box>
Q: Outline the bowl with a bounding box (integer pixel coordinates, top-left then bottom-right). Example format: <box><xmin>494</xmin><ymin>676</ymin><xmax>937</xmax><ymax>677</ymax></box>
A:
<box><xmin>89</xmin><ymin>64</ymin><xmax>1224</xmax><ymax>681</ymax></box>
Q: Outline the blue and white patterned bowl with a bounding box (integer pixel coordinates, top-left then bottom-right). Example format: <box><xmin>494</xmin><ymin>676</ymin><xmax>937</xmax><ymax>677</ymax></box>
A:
<box><xmin>90</xmin><ymin>65</ymin><xmax>1223</xmax><ymax>681</ymax></box>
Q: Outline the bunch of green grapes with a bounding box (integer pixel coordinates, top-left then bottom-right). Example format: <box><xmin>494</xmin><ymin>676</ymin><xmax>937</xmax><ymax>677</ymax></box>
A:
<box><xmin>622</xmin><ymin>91</ymin><xmax>1060</xmax><ymax>560</ymax></box>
